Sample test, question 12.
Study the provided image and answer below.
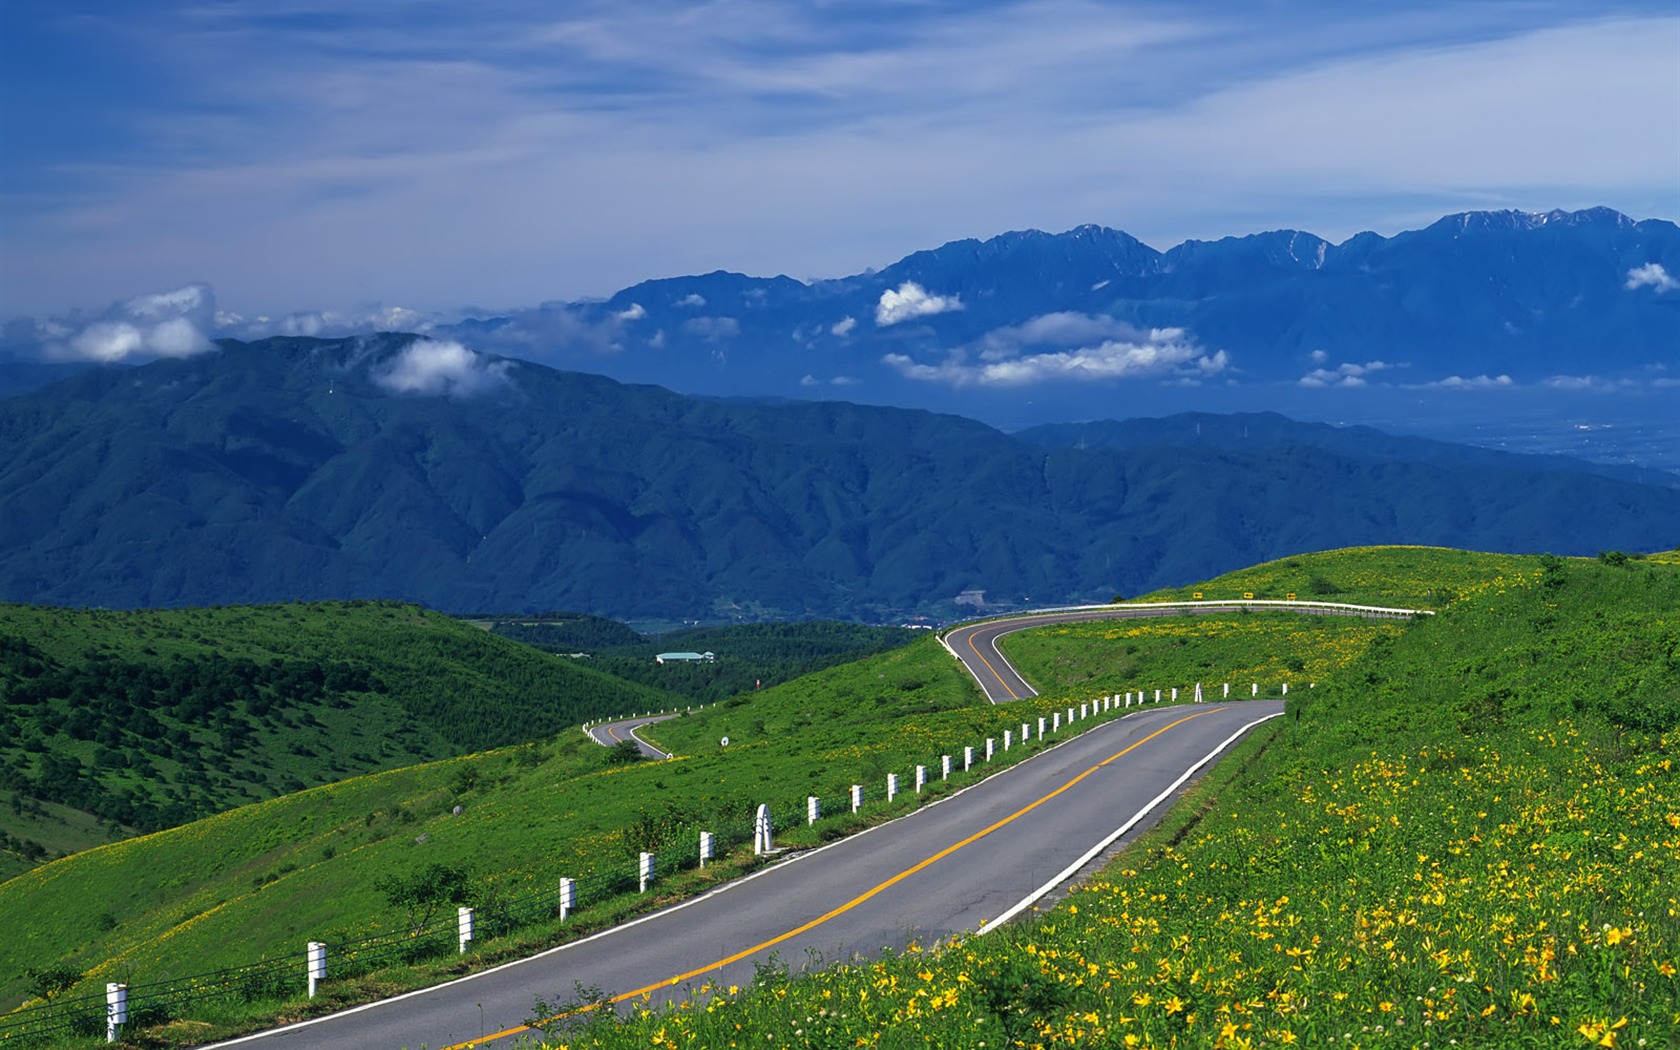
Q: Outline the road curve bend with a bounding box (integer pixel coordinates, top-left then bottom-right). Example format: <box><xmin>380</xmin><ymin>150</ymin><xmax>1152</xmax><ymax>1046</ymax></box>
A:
<box><xmin>585</xmin><ymin>714</ymin><xmax>677</xmax><ymax>760</ymax></box>
<box><xmin>943</xmin><ymin>599</ymin><xmax>1425</xmax><ymax>703</ymax></box>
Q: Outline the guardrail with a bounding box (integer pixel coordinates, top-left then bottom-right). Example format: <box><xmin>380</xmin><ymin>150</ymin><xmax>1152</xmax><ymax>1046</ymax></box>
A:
<box><xmin>1</xmin><ymin>681</ymin><xmax>1286</xmax><ymax>1045</ymax></box>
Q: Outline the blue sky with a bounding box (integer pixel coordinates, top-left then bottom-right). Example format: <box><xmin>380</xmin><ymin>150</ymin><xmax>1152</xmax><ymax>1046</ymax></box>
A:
<box><xmin>2</xmin><ymin>1</ymin><xmax>1676</xmax><ymax>330</ymax></box>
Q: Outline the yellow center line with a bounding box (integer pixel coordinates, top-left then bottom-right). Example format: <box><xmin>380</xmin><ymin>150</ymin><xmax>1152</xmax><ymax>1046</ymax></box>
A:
<box><xmin>441</xmin><ymin>707</ymin><xmax>1216</xmax><ymax>1049</ymax></box>
<box><xmin>959</xmin><ymin>625</ymin><xmax>1022</xmax><ymax>701</ymax></box>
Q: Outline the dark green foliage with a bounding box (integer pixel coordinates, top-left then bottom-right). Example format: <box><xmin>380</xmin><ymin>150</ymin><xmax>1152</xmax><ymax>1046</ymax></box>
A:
<box><xmin>0</xmin><ymin>601</ymin><xmax>669</xmax><ymax>864</ymax></box>
<box><xmin>492</xmin><ymin>618</ymin><xmax>918</xmax><ymax>703</ymax></box>
<box><xmin>23</xmin><ymin>964</ymin><xmax>81</xmax><ymax>1002</ymax></box>
<box><xmin>604</xmin><ymin>739</ymin><xmax>645</xmax><ymax>766</ymax></box>
<box><xmin>1</xmin><ymin>337</ymin><xmax>1677</xmax><ymax>621</ymax></box>
<box><xmin>374</xmin><ymin>861</ymin><xmax>471</xmax><ymax>933</ymax></box>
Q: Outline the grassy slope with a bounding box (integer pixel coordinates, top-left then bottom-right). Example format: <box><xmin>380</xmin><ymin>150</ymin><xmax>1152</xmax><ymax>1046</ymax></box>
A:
<box><xmin>0</xmin><ymin>601</ymin><xmax>668</xmax><ymax>875</ymax></box>
<box><xmin>0</xmin><ymin>549</ymin><xmax>1456</xmax><ymax>1025</ymax></box>
<box><xmin>551</xmin><ymin>552</ymin><xmax>1679</xmax><ymax>1048</ymax></box>
<box><xmin>1135</xmin><ymin>543</ymin><xmax>1533</xmax><ymax>609</ymax></box>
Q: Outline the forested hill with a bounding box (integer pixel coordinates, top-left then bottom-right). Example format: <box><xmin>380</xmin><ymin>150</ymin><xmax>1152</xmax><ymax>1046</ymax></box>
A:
<box><xmin>0</xmin><ymin>601</ymin><xmax>667</xmax><ymax>864</ymax></box>
<box><xmin>2</xmin><ymin>335</ymin><xmax>1678</xmax><ymax>621</ymax></box>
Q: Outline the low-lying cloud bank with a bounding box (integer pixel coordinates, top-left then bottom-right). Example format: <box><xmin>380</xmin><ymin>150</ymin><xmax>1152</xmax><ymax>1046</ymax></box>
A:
<box><xmin>373</xmin><ymin>339</ymin><xmax>515</xmax><ymax>398</ymax></box>
<box><xmin>885</xmin><ymin>314</ymin><xmax>1227</xmax><ymax>386</ymax></box>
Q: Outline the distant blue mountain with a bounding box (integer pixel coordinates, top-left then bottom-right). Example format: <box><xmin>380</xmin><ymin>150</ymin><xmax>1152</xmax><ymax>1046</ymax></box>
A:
<box><xmin>442</xmin><ymin>208</ymin><xmax>1678</xmax><ymax>448</ymax></box>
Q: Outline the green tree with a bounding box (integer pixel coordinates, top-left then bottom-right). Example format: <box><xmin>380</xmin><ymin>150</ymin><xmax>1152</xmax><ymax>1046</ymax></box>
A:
<box><xmin>374</xmin><ymin>862</ymin><xmax>472</xmax><ymax>933</ymax></box>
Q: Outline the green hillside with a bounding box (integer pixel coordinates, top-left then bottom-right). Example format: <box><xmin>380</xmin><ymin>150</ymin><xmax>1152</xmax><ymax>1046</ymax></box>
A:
<box><xmin>558</xmin><ymin>553</ymin><xmax>1680</xmax><ymax>1048</ymax></box>
<box><xmin>0</xmin><ymin>601</ymin><xmax>669</xmax><ymax>877</ymax></box>
<box><xmin>0</xmin><ymin>547</ymin><xmax>1485</xmax><ymax>1036</ymax></box>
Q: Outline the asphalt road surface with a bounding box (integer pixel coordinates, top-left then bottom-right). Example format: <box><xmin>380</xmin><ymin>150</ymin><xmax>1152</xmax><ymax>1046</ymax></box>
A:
<box><xmin>585</xmin><ymin>713</ymin><xmax>678</xmax><ymax>760</ymax></box>
<box><xmin>208</xmin><ymin>700</ymin><xmax>1283</xmax><ymax>1050</ymax></box>
<box><xmin>944</xmin><ymin>601</ymin><xmax>1421</xmax><ymax>703</ymax></box>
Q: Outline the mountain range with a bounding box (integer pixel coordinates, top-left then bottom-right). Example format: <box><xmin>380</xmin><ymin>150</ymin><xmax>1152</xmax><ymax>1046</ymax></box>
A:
<box><xmin>434</xmin><ymin>207</ymin><xmax>1679</xmax><ymax>458</ymax></box>
<box><xmin>1</xmin><ymin>334</ymin><xmax>1674</xmax><ymax>622</ymax></box>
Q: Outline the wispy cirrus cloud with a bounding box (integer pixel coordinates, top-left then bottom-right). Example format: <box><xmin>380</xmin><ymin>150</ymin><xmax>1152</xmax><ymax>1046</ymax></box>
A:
<box><xmin>2</xmin><ymin>3</ymin><xmax>1674</xmax><ymax>325</ymax></box>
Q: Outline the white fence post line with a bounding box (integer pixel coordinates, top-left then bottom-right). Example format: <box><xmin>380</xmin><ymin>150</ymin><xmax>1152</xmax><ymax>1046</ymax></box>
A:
<box><xmin>639</xmin><ymin>852</ymin><xmax>655</xmax><ymax>892</ymax></box>
<box><xmin>964</xmin><ymin>745</ymin><xmax>973</xmax><ymax>771</ymax></box>
<box><xmin>1004</xmin><ymin>729</ymin><xmax>1013</xmax><ymax>751</ymax></box>
<box><xmin>1171</xmin><ymin>687</ymin><xmax>1178</xmax><ymax>702</ymax></box>
<box><xmin>1194</xmin><ymin>682</ymin><xmax>1204</xmax><ymax>703</ymax></box>
<box><xmin>559</xmin><ymin>877</ymin><xmax>576</xmax><ymax>920</ymax></box>
<box><xmin>457</xmin><ymin>906</ymin><xmax>474</xmax><ymax>953</ymax></box>
<box><xmin>699</xmin><ymin>831</ymin><xmax>714</xmax><ymax>868</ymax></box>
<box><xmin>887</xmin><ymin>772</ymin><xmax>898</xmax><ymax>801</ymax></box>
<box><xmin>1224</xmin><ymin>682</ymin><xmax>1230</xmax><ymax>698</ymax></box>
<box><xmin>1020</xmin><ymin>721</ymin><xmax>1029</xmax><ymax>742</ymax></box>
<box><xmin>1038</xmin><ymin>716</ymin><xmax>1047</xmax><ymax>737</ymax></box>
<box><xmin>851</xmin><ymin>784</ymin><xmax>863</xmax><ymax>813</ymax></box>
<box><xmin>1066</xmin><ymin>706</ymin><xmax>1074</xmax><ymax>724</ymax></box>
<box><xmin>106</xmin><ymin>983</ymin><xmax>127</xmax><ymax>1044</ymax></box>
<box><xmin>915</xmin><ymin>765</ymin><xmax>926</xmax><ymax>793</ymax></box>
<box><xmin>807</xmin><ymin>795</ymin><xmax>820</xmax><ymax>825</ymax></box>
<box><xmin>1052</xmin><ymin>712</ymin><xmax>1061</xmax><ymax>732</ymax></box>
<box><xmin>985</xmin><ymin>738</ymin><xmax>994</xmax><ymax>762</ymax></box>
<box><xmin>1155</xmin><ymin>689</ymin><xmax>1162</xmax><ymax>704</ymax></box>
<box><xmin>1282</xmin><ymin>682</ymin><xmax>1289</xmax><ymax>695</ymax></box>
<box><xmin>1252</xmin><ymin>682</ymin><xmax>1258</xmax><ymax>697</ymax></box>
<box><xmin>941</xmin><ymin>755</ymin><xmax>951</xmax><ymax>780</ymax></box>
<box><xmin>307</xmin><ymin>941</ymin><xmax>326</xmax><ymax>999</ymax></box>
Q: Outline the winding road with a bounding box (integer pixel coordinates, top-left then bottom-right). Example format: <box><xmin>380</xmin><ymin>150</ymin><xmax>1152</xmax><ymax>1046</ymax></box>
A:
<box><xmin>585</xmin><ymin>713</ymin><xmax>678</xmax><ymax>760</ymax></box>
<box><xmin>202</xmin><ymin>603</ymin><xmax>1393</xmax><ymax>1049</ymax></box>
<box><xmin>944</xmin><ymin>600</ymin><xmax>1424</xmax><ymax>703</ymax></box>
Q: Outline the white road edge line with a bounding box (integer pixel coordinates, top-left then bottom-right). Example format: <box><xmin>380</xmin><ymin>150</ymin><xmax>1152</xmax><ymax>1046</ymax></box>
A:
<box><xmin>197</xmin><ymin>704</ymin><xmax>1221</xmax><ymax>1048</ymax></box>
<box><xmin>976</xmin><ymin>710</ymin><xmax>1285</xmax><ymax>935</ymax></box>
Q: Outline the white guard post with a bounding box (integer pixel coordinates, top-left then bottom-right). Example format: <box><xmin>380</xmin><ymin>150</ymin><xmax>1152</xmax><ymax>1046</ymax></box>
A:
<box><xmin>807</xmin><ymin>795</ymin><xmax>820</xmax><ymax>825</ymax></box>
<box><xmin>915</xmin><ymin>765</ymin><xmax>926</xmax><ymax>793</ymax></box>
<box><xmin>699</xmin><ymin>831</ymin><xmax>714</xmax><ymax>868</ymax></box>
<box><xmin>850</xmin><ymin>784</ymin><xmax>863</xmax><ymax>813</ymax></box>
<box><xmin>887</xmin><ymin>772</ymin><xmax>898</xmax><ymax>801</ymax></box>
<box><xmin>307</xmin><ymin>941</ymin><xmax>326</xmax><ymax>998</ymax></box>
<box><xmin>639</xmin><ymin>852</ymin><xmax>655</xmax><ymax>892</ymax></box>
<box><xmin>106</xmin><ymin>983</ymin><xmax>127</xmax><ymax>1044</ymax></box>
<box><xmin>559</xmin><ymin>877</ymin><xmax>576</xmax><ymax>920</ymax></box>
<box><xmin>754</xmin><ymin>803</ymin><xmax>773</xmax><ymax>854</ymax></box>
<box><xmin>457</xmin><ymin>906</ymin><xmax>474</xmax><ymax>953</ymax></box>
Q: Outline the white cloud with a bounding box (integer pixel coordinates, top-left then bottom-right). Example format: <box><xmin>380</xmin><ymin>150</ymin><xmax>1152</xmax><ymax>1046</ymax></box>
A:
<box><xmin>1625</xmin><ymin>262</ymin><xmax>1679</xmax><ymax>293</ymax></box>
<box><xmin>799</xmin><ymin>374</ymin><xmax>819</xmax><ymax>387</ymax></box>
<box><xmin>681</xmin><ymin>316</ymin><xmax>740</xmax><ymax>341</ymax></box>
<box><xmin>676</xmin><ymin>293</ymin><xmax>706</xmax><ymax>308</ymax></box>
<box><xmin>875</xmin><ymin>282</ymin><xmax>962</xmax><ymax>326</ymax></box>
<box><xmin>830</xmin><ymin>316</ymin><xmax>857</xmax><ymax>337</ymax></box>
<box><xmin>615</xmin><ymin>302</ymin><xmax>647</xmax><ymax>321</ymax></box>
<box><xmin>1309</xmin><ymin>349</ymin><xmax>1328</xmax><ymax>364</ymax></box>
<box><xmin>885</xmin><ymin>313</ymin><xmax>1224</xmax><ymax>386</ymax></box>
<box><xmin>831</xmin><ymin>374</ymin><xmax>859</xmax><ymax>386</ymax></box>
<box><xmin>1298</xmin><ymin>359</ymin><xmax>1394</xmax><ymax>388</ymax></box>
<box><xmin>373</xmin><ymin>339</ymin><xmax>514</xmax><ymax>397</ymax></box>
<box><xmin>1413</xmin><ymin>374</ymin><xmax>1516</xmax><ymax>390</ymax></box>
<box><xmin>885</xmin><ymin>328</ymin><xmax>1224</xmax><ymax>387</ymax></box>
<box><xmin>46</xmin><ymin>283</ymin><xmax>216</xmax><ymax>361</ymax></box>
